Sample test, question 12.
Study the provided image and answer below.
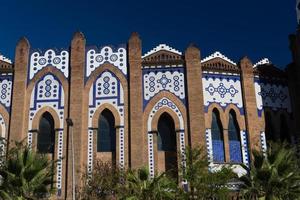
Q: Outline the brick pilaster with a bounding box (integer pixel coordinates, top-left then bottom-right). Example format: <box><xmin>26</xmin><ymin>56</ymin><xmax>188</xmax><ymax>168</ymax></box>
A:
<box><xmin>239</xmin><ymin>57</ymin><xmax>260</xmax><ymax>151</ymax></box>
<box><xmin>9</xmin><ymin>37</ymin><xmax>30</xmax><ymax>143</ymax></box>
<box><xmin>185</xmin><ymin>45</ymin><xmax>206</xmax><ymax>148</ymax></box>
<box><xmin>128</xmin><ymin>32</ymin><xmax>143</xmax><ymax>168</ymax></box>
<box><xmin>66</xmin><ymin>32</ymin><xmax>86</xmax><ymax>199</ymax></box>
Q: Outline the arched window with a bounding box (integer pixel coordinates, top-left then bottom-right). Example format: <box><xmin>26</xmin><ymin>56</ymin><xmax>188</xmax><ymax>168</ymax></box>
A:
<box><xmin>280</xmin><ymin>115</ymin><xmax>290</xmax><ymax>143</ymax></box>
<box><xmin>228</xmin><ymin>110</ymin><xmax>242</xmax><ymax>163</ymax></box>
<box><xmin>211</xmin><ymin>109</ymin><xmax>225</xmax><ymax>162</ymax></box>
<box><xmin>157</xmin><ymin>113</ymin><xmax>176</xmax><ymax>151</ymax></box>
<box><xmin>97</xmin><ymin>109</ymin><xmax>116</xmax><ymax>152</ymax></box>
<box><xmin>265</xmin><ymin>112</ymin><xmax>275</xmax><ymax>142</ymax></box>
<box><xmin>37</xmin><ymin>112</ymin><xmax>55</xmax><ymax>154</ymax></box>
<box><xmin>157</xmin><ymin>112</ymin><xmax>177</xmax><ymax>178</ymax></box>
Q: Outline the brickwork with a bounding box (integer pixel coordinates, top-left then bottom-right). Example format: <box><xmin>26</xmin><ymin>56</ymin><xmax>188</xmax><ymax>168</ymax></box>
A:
<box><xmin>185</xmin><ymin>45</ymin><xmax>206</xmax><ymax>148</ymax></box>
<box><xmin>10</xmin><ymin>38</ymin><xmax>30</xmax><ymax>142</ymax></box>
<box><xmin>67</xmin><ymin>32</ymin><xmax>86</xmax><ymax>199</ymax></box>
<box><xmin>128</xmin><ymin>33</ymin><xmax>144</xmax><ymax>168</ymax></box>
<box><xmin>239</xmin><ymin>57</ymin><xmax>261</xmax><ymax>151</ymax></box>
<box><xmin>2</xmin><ymin>31</ymin><xmax>297</xmax><ymax>199</ymax></box>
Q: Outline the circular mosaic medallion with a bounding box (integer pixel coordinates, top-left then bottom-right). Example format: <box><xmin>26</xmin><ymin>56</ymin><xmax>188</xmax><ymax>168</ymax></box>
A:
<box><xmin>2</xmin><ymin>84</ymin><xmax>7</xmax><ymax>89</ymax></box>
<box><xmin>45</xmin><ymin>92</ymin><xmax>51</xmax><ymax>97</ymax></box>
<box><xmin>45</xmin><ymin>79</ymin><xmax>52</xmax><ymax>85</ymax></box>
<box><xmin>96</xmin><ymin>55</ymin><xmax>104</xmax><ymax>62</ymax></box>
<box><xmin>110</xmin><ymin>54</ymin><xmax>118</xmax><ymax>62</ymax></box>
<box><xmin>38</xmin><ymin>58</ymin><xmax>47</xmax><ymax>65</ymax></box>
<box><xmin>53</xmin><ymin>57</ymin><xmax>61</xmax><ymax>64</ymax></box>
<box><xmin>103</xmin><ymin>76</ymin><xmax>110</xmax><ymax>82</ymax></box>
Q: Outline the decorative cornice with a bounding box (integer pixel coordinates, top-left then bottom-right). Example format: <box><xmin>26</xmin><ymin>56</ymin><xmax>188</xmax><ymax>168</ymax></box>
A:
<box><xmin>142</xmin><ymin>44</ymin><xmax>182</xmax><ymax>58</ymax></box>
<box><xmin>0</xmin><ymin>53</ymin><xmax>12</xmax><ymax>64</ymax></box>
<box><xmin>253</xmin><ymin>58</ymin><xmax>271</xmax><ymax>68</ymax></box>
<box><xmin>201</xmin><ymin>51</ymin><xmax>236</xmax><ymax>66</ymax></box>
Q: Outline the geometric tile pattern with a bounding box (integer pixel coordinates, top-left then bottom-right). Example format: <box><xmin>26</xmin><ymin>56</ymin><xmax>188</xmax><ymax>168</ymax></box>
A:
<box><xmin>0</xmin><ymin>73</ymin><xmax>13</xmax><ymax>112</ymax></box>
<box><xmin>179</xmin><ymin>130</ymin><xmax>186</xmax><ymax>167</ymax></box>
<box><xmin>0</xmin><ymin>113</ymin><xmax>6</xmax><ymax>161</ymax></box>
<box><xmin>87</xmin><ymin>130</ymin><xmax>93</xmax><ymax>175</ymax></box>
<box><xmin>240</xmin><ymin>130</ymin><xmax>249</xmax><ymax>166</ymax></box>
<box><xmin>202</xmin><ymin>74</ymin><xmax>244</xmax><ymax>114</ymax></box>
<box><xmin>143</xmin><ymin>68</ymin><xmax>185</xmax><ymax>108</ymax></box>
<box><xmin>27</xmin><ymin>73</ymin><xmax>65</xmax><ymax>195</ymax></box>
<box><xmin>260</xmin><ymin>131</ymin><xmax>267</xmax><ymax>156</ymax></box>
<box><xmin>87</xmin><ymin>70</ymin><xmax>125</xmax><ymax>173</ymax></box>
<box><xmin>147</xmin><ymin>133</ymin><xmax>154</xmax><ymax>177</ymax></box>
<box><xmin>255</xmin><ymin>79</ymin><xmax>291</xmax><ymax>117</ymax></box>
<box><xmin>147</xmin><ymin>97</ymin><xmax>185</xmax><ymax>177</ymax></box>
<box><xmin>201</xmin><ymin>51</ymin><xmax>236</xmax><ymax>66</ymax></box>
<box><xmin>205</xmin><ymin>129</ymin><xmax>213</xmax><ymax>163</ymax></box>
<box><xmin>142</xmin><ymin>44</ymin><xmax>182</xmax><ymax>58</ymax></box>
<box><xmin>86</xmin><ymin>46</ymin><xmax>127</xmax><ymax>78</ymax></box>
<box><xmin>29</xmin><ymin>49</ymin><xmax>69</xmax><ymax>80</ymax></box>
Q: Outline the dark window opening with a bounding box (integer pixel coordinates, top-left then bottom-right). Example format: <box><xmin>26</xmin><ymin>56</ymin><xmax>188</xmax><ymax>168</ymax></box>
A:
<box><xmin>265</xmin><ymin>112</ymin><xmax>276</xmax><ymax>142</ymax></box>
<box><xmin>280</xmin><ymin>115</ymin><xmax>291</xmax><ymax>143</ymax></box>
<box><xmin>228</xmin><ymin>110</ymin><xmax>242</xmax><ymax>163</ymax></box>
<box><xmin>97</xmin><ymin>109</ymin><xmax>116</xmax><ymax>152</ymax></box>
<box><xmin>157</xmin><ymin>113</ymin><xmax>176</xmax><ymax>151</ymax></box>
<box><xmin>211</xmin><ymin>109</ymin><xmax>225</xmax><ymax>162</ymax></box>
<box><xmin>157</xmin><ymin>112</ymin><xmax>178</xmax><ymax>180</ymax></box>
<box><xmin>37</xmin><ymin>112</ymin><xmax>55</xmax><ymax>154</ymax></box>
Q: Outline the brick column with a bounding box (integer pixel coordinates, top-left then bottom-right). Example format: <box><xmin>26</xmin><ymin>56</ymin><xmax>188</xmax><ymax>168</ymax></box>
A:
<box><xmin>9</xmin><ymin>37</ymin><xmax>30</xmax><ymax>143</ymax></box>
<box><xmin>185</xmin><ymin>45</ymin><xmax>206</xmax><ymax>148</ymax></box>
<box><xmin>128</xmin><ymin>32</ymin><xmax>143</xmax><ymax>168</ymax></box>
<box><xmin>66</xmin><ymin>32</ymin><xmax>86</xmax><ymax>199</ymax></box>
<box><xmin>239</xmin><ymin>57</ymin><xmax>260</xmax><ymax>151</ymax></box>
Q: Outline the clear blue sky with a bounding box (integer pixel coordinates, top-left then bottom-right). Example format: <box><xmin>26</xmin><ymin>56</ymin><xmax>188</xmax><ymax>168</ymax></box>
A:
<box><xmin>0</xmin><ymin>0</ymin><xmax>297</xmax><ymax>68</ymax></box>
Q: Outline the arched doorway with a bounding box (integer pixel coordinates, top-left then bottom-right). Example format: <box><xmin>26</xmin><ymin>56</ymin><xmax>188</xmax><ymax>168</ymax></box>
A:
<box><xmin>211</xmin><ymin>109</ymin><xmax>225</xmax><ymax>162</ymax></box>
<box><xmin>97</xmin><ymin>109</ymin><xmax>116</xmax><ymax>165</ymax></box>
<box><xmin>157</xmin><ymin>112</ymin><xmax>178</xmax><ymax>179</ymax></box>
<box><xmin>228</xmin><ymin>110</ymin><xmax>242</xmax><ymax>163</ymax></box>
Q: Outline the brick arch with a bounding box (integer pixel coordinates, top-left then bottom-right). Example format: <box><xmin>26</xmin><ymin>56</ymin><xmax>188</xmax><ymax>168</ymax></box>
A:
<box><xmin>151</xmin><ymin>107</ymin><xmax>181</xmax><ymax>132</ymax></box>
<box><xmin>83</xmin><ymin>63</ymin><xmax>129</xmax><ymax>172</ymax></box>
<box><xmin>205</xmin><ymin>103</ymin><xmax>226</xmax><ymax>129</ymax></box>
<box><xmin>31</xmin><ymin>106</ymin><xmax>61</xmax><ymax>130</ymax></box>
<box><xmin>0</xmin><ymin>104</ymin><xmax>9</xmax><ymax>139</ymax></box>
<box><xmin>224</xmin><ymin>105</ymin><xmax>246</xmax><ymax>130</ymax></box>
<box><xmin>144</xmin><ymin>91</ymin><xmax>187</xmax><ymax>178</ymax></box>
<box><xmin>91</xmin><ymin>103</ymin><xmax>121</xmax><ymax>127</ymax></box>
<box><xmin>85</xmin><ymin>63</ymin><xmax>127</xmax><ymax>91</ymax></box>
<box><xmin>143</xmin><ymin>91</ymin><xmax>187</xmax><ymax>131</ymax></box>
<box><xmin>24</xmin><ymin>70</ymin><xmax>68</xmax><ymax>133</ymax></box>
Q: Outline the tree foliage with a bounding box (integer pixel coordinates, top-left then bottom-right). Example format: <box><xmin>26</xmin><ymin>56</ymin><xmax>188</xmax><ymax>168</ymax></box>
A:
<box><xmin>0</xmin><ymin>142</ymin><xmax>55</xmax><ymax>200</ymax></box>
<box><xmin>239</xmin><ymin>142</ymin><xmax>300</xmax><ymax>200</ymax></box>
<box><xmin>180</xmin><ymin>146</ymin><xmax>237</xmax><ymax>200</ymax></box>
<box><xmin>78</xmin><ymin>160</ymin><xmax>122</xmax><ymax>200</ymax></box>
<box><xmin>121</xmin><ymin>167</ymin><xmax>177</xmax><ymax>200</ymax></box>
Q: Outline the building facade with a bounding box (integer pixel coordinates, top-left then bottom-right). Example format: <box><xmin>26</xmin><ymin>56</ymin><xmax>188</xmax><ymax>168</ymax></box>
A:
<box><xmin>0</xmin><ymin>28</ymin><xmax>299</xmax><ymax>198</ymax></box>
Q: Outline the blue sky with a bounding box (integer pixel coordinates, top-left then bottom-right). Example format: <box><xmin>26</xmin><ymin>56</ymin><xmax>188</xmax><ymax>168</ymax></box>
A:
<box><xmin>0</xmin><ymin>0</ymin><xmax>297</xmax><ymax>67</ymax></box>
